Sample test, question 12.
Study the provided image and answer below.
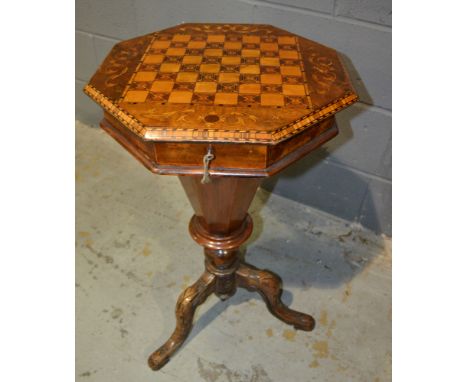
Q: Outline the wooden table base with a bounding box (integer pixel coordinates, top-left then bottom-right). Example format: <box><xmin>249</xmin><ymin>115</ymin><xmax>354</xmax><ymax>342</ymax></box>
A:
<box><xmin>148</xmin><ymin>175</ymin><xmax>315</xmax><ymax>370</ymax></box>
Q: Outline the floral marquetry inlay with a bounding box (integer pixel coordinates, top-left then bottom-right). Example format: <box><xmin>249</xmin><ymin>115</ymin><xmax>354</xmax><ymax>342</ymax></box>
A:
<box><xmin>85</xmin><ymin>23</ymin><xmax>357</xmax><ymax>143</ymax></box>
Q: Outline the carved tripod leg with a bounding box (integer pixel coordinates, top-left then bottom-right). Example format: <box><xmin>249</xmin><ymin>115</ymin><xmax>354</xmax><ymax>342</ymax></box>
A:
<box><xmin>236</xmin><ymin>262</ymin><xmax>315</xmax><ymax>331</ymax></box>
<box><xmin>148</xmin><ymin>271</ymin><xmax>216</xmax><ymax>370</ymax></box>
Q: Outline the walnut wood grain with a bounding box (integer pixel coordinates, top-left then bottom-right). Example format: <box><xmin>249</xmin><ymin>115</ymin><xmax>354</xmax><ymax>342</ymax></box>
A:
<box><xmin>85</xmin><ymin>23</ymin><xmax>357</xmax><ymax>144</ymax></box>
<box><xmin>148</xmin><ymin>271</ymin><xmax>216</xmax><ymax>370</ymax></box>
<box><xmin>100</xmin><ymin>111</ymin><xmax>337</xmax><ymax>177</ymax></box>
<box><xmin>236</xmin><ymin>262</ymin><xmax>315</xmax><ymax>331</ymax></box>
<box><xmin>180</xmin><ymin>175</ymin><xmax>260</xmax><ymax>235</ymax></box>
<box><xmin>85</xmin><ymin>23</ymin><xmax>357</xmax><ymax>372</ymax></box>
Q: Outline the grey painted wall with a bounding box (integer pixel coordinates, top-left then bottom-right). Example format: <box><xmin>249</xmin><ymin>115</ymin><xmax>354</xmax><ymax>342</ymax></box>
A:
<box><xmin>76</xmin><ymin>0</ymin><xmax>392</xmax><ymax>236</ymax></box>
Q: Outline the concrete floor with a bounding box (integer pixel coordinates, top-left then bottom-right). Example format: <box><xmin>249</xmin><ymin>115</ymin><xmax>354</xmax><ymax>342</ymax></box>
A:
<box><xmin>76</xmin><ymin>121</ymin><xmax>391</xmax><ymax>382</ymax></box>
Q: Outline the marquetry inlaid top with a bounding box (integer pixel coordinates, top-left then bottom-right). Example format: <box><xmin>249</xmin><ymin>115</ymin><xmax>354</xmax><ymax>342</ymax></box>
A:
<box><xmin>84</xmin><ymin>23</ymin><xmax>357</xmax><ymax>144</ymax></box>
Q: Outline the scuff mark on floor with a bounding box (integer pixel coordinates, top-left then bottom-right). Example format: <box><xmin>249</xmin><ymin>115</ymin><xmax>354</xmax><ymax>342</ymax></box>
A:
<box><xmin>111</xmin><ymin>306</ymin><xmax>123</xmax><ymax>320</ymax></box>
<box><xmin>78</xmin><ymin>370</ymin><xmax>97</xmax><ymax>378</ymax></box>
<box><xmin>282</xmin><ymin>329</ymin><xmax>296</xmax><ymax>342</ymax></box>
<box><xmin>342</xmin><ymin>250</ymin><xmax>369</xmax><ymax>270</ymax></box>
<box><xmin>342</xmin><ymin>282</ymin><xmax>352</xmax><ymax>303</ymax></box>
<box><xmin>319</xmin><ymin>310</ymin><xmax>328</xmax><ymax>326</ymax></box>
<box><xmin>119</xmin><ymin>328</ymin><xmax>129</xmax><ymax>338</ymax></box>
<box><xmin>197</xmin><ymin>357</ymin><xmax>272</xmax><ymax>382</ymax></box>
<box><xmin>338</xmin><ymin>231</ymin><xmax>352</xmax><ymax>242</ymax></box>
<box><xmin>326</xmin><ymin>320</ymin><xmax>336</xmax><ymax>338</ymax></box>
<box><xmin>312</xmin><ymin>340</ymin><xmax>329</xmax><ymax>359</ymax></box>
<box><xmin>309</xmin><ymin>359</ymin><xmax>320</xmax><ymax>368</ymax></box>
<box><xmin>309</xmin><ymin>339</ymin><xmax>330</xmax><ymax>369</ymax></box>
<box><xmin>142</xmin><ymin>243</ymin><xmax>151</xmax><ymax>257</ymax></box>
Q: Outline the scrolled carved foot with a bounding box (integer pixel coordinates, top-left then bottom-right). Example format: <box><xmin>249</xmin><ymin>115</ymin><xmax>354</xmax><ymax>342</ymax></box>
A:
<box><xmin>236</xmin><ymin>262</ymin><xmax>315</xmax><ymax>331</ymax></box>
<box><xmin>148</xmin><ymin>271</ymin><xmax>216</xmax><ymax>370</ymax></box>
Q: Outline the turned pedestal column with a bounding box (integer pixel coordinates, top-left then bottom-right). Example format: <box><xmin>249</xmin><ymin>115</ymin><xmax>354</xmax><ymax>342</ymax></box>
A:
<box><xmin>148</xmin><ymin>176</ymin><xmax>314</xmax><ymax>370</ymax></box>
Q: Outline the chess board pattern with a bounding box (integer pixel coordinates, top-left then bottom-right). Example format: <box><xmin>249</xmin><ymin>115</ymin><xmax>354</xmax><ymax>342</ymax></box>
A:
<box><xmin>120</xmin><ymin>32</ymin><xmax>313</xmax><ymax>108</ymax></box>
<box><xmin>85</xmin><ymin>23</ymin><xmax>358</xmax><ymax>143</ymax></box>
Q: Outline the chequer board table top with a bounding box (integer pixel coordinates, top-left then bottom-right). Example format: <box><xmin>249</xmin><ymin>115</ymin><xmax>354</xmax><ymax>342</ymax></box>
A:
<box><xmin>84</xmin><ymin>23</ymin><xmax>357</xmax><ymax>144</ymax></box>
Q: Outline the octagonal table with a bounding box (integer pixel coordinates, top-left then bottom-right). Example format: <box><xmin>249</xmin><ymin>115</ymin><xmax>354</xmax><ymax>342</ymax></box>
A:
<box><xmin>84</xmin><ymin>23</ymin><xmax>357</xmax><ymax>370</ymax></box>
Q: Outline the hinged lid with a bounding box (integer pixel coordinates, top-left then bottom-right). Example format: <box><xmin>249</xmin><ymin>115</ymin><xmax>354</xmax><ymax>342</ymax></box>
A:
<box><xmin>85</xmin><ymin>23</ymin><xmax>357</xmax><ymax>144</ymax></box>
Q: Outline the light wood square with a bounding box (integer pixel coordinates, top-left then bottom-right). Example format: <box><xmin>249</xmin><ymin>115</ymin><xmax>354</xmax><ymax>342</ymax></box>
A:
<box><xmin>260</xmin><ymin>57</ymin><xmax>280</xmax><ymax>66</ymax></box>
<box><xmin>144</xmin><ymin>55</ymin><xmax>164</xmax><ymax>64</ymax></box>
<box><xmin>166</xmin><ymin>47</ymin><xmax>186</xmax><ymax>56</ymax></box>
<box><xmin>260</xmin><ymin>43</ymin><xmax>278</xmax><ymax>51</ymax></box>
<box><xmin>160</xmin><ymin>63</ymin><xmax>181</xmax><ymax>73</ymax></box>
<box><xmin>123</xmin><ymin>90</ymin><xmax>148</xmax><ymax>103</ymax></box>
<box><xmin>221</xmin><ymin>56</ymin><xmax>241</xmax><ymax>65</ymax></box>
<box><xmin>134</xmin><ymin>71</ymin><xmax>156</xmax><ymax>82</ymax></box>
<box><xmin>240</xmin><ymin>65</ymin><xmax>260</xmax><ymax>74</ymax></box>
<box><xmin>279</xmin><ymin>50</ymin><xmax>299</xmax><ymax>59</ymax></box>
<box><xmin>261</xmin><ymin>94</ymin><xmax>284</xmax><ymax>106</ymax></box>
<box><xmin>182</xmin><ymin>56</ymin><xmax>202</xmax><ymax>65</ymax></box>
<box><xmin>261</xmin><ymin>74</ymin><xmax>282</xmax><ymax>84</ymax></box>
<box><xmin>207</xmin><ymin>34</ymin><xmax>225</xmax><ymax>43</ymax></box>
<box><xmin>187</xmin><ymin>41</ymin><xmax>206</xmax><ymax>49</ymax></box>
<box><xmin>280</xmin><ymin>66</ymin><xmax>302</xmax><ymax>76</ymax></box>
<box><xmin>152</xmin><ymin>40</ymin><xmax>171</xmax><ymax>49</ymax></box>
<box><xmin>242</xmin><ymin>35</ymin><xmax>260</xmax><ymax>44</ymax></box>
<box><xmin>242</xmin><ymin>49</ymin><xmax>260</xmax><ymax>57</ymax></box>
<box><xmin>204</xmin><ymin>48</ymin><xmax>223</xmax><ymax>57</ymax></box>
<box><xmin>278</xmin><ymin>36</ymin><xmax>296</xmax><ymax>45</ymax></box>
<box><xmin>282</xmin><ymin>84</ymin><xmax>306</xmax><ymax>96</ymax></box>
<box><xmin>194</xmin><ymin>82</ymin><xmax>218</xmax><ymax>93</ymax></box>
<box><xmin>224</xmin><ymin>41</ymin><xmax>242</xmax><ymax>50</ymax></box>
<box><xmin>176</xmin><ymin>72</ymin><xmax>198</xmax><ymax>82</ymax></box>
<box><xmin>200</xmin><ymin>64</ymin><xmax>220</xmax><ymax>73</ymax></box>
<box><xmin>173</xmin><ymin>34</ymin><xmax>191</xmax><ymax>42</ymax></box>
<box><xmin>219</xmin><ymin>73</ymin><xmax>240</xmax><ymax>83</ymax></box>
<box><xmin>239</xmin><ymin>84</ymin><xmax>261</xmax><ymax>94</ymax></box>
<box><xmin>214</xmin><ymin>93</ymin><xmax>238</xmax><ymax>105</ymax></box>
<box><xmin>150</xmin><ymin>81</ymin><xmax>174</xmax><ymax>93</ymax></box>
<box><xmin>168</xmin><ymin>91</ymin><xmax>193</xmax><ymax>104</ymax></box>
